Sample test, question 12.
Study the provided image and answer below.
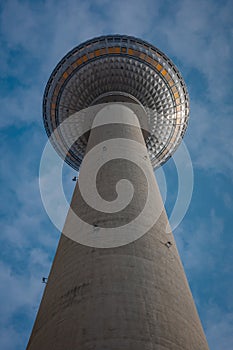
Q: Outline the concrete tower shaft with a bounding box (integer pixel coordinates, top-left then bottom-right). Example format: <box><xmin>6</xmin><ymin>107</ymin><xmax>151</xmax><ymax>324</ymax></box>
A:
<box><xmin>27</xmin><ymin>104</ymin><xmax>209</xmax><ymax>350</ymax></box>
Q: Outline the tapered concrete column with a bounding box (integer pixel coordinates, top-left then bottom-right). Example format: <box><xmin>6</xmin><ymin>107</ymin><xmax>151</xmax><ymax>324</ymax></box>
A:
<box><xmin>27</xmin><ymin>104</ymin><xmax>209</xmax><ymax>350</ymax></box>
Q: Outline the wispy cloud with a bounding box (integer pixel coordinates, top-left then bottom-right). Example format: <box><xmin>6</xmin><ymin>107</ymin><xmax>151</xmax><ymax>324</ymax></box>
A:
<box><xmin>0</xmin><ymin>0</ymin><xmax>232</xmax><ymax>349</ymax></box>
<box><xmin>159</xmin><ymin>0</ymin><xmax>233</xmax><ymax>101</ymax></box>
<box><xmin>187</xmin><ymin>101</ymin><xmax>233</xmax><ymax>177</ymax></box>
<box><xmin>205</xmin><ymin>304</ymin><xmax>233</xmax><ymax>350</ymax></box>
<box><xmin>175</xmin><ymin>206</ymin><xmax>233</xmax><ymax>348</ymax></box>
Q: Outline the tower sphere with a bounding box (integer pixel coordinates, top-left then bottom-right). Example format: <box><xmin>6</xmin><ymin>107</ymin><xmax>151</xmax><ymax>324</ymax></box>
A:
<box><xmin>43</xmin><ymin>35</ymin><xmax>189</xmax><ymax>170</ymax></box>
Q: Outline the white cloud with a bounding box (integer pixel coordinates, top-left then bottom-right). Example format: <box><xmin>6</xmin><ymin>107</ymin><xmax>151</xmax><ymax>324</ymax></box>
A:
<box><xmin>0</xmin><ymin>87</ymin><xmax>42</xmax><ymax>128</ymax></box>
<box><xmin>174</xmin><ymin>208</ymin><xmax>233</xmax><ymax>348</ymax></box>
<box><xmin>205</xmin><ymin>304</ymin><xmax>233</xmax><ymax>350</ymax></box>
<box><xmin>175</xmin><ymin>209</ymin><xmax>225</xmax><ymax>273</ymax></box>
<box><xmin>160</xmin><ymin>0</ymin><xmax>233</xmax><ymax>101</ymax></box>
<box><xmin>186</xmin><ymin>100</ymin><xmax>233</xmax><ymax>177</ymax></box>
<box><xmin>0</xmin><ymin>326</ymin><xmax>24</xmax><ymax>350</ymax></box>
<box><xmin>0</xmin><ymin>1</ymin><xmax>232</xmax><ymax>349</ymax></box>
<box><xmin>0</xmin><ymin>255</ymin><xmax>50</xmax><ymax>349</ymax></box>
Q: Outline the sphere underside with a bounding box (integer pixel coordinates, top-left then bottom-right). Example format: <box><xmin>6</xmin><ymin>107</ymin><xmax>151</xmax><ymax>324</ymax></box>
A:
<box><xmin>43</xmin><ymin>35</ymin><xmax>189</xmax><ymax>170</ymax></box>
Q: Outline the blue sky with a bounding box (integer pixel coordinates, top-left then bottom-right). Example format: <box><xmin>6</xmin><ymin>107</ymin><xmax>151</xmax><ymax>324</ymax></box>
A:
<box><xmin>0</xmin><ymin>0</ymin><xmax>232</xmax><ymax>349</ymax></box>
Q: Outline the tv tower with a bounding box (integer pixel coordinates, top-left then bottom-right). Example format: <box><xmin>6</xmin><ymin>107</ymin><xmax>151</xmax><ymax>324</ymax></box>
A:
<box><xmin>27</xmin><ymin>35</ymin><xmax>209</xmax><ymax>349</ymax></box>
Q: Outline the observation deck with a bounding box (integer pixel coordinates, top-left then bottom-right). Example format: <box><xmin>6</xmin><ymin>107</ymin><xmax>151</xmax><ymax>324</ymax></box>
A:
<box><xmin>43</xmin><ymin>35</ymin><xmax>189</xmax><ymax>170</ymax></box>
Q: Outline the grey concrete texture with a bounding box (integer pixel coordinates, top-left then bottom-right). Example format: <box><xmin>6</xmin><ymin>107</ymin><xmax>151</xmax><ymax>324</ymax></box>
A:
<box><xmin>27</xmin><ymin>105</ymin><xmax>209</xmax><ymax>349</ymax></box>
